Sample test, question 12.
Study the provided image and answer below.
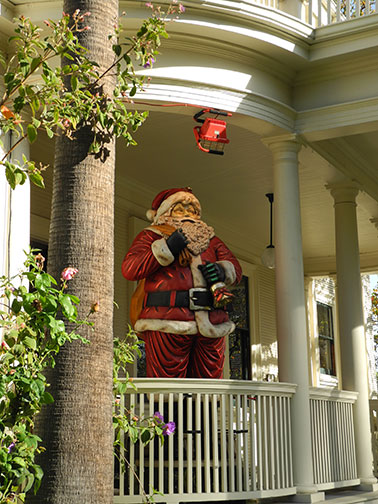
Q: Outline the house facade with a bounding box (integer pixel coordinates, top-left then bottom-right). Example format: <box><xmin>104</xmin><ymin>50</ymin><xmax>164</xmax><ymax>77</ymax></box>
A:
<box><xmin>2</xmin><ymin>0</ymin><xmax>378</xmax><ymax>502</ymax></box>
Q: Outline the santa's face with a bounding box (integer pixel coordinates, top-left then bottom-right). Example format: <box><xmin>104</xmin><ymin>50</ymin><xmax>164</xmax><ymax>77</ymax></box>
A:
<box><xmin>170</xmin><ymin>202</ymin><xmax>200</xmax><ymax>221</ymax></box>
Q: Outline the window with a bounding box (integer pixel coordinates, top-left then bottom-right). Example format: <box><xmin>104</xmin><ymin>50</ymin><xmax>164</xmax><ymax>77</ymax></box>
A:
<box><xmin>317</xmin><ymin>302</ymin><xmax>336</xmax><ymax>376</ymax></box>
<box><xmin>227</xmin><ymin>275</ymin><xmax>251</xmax><ymax>380</ymax></box>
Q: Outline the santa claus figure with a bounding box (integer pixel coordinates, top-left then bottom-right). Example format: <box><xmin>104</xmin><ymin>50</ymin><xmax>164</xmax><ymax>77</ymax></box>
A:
<box><xmin>122</xmin><ymin>187</ymin><xmax>242</xmax><ymax>378</ymax></box>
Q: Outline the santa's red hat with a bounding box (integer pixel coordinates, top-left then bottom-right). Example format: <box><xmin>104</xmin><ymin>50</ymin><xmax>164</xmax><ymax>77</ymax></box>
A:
<box><xmin>146</xmin><ymin>187</ymin><xmax>201</xmax><ymax>222</ymax></box>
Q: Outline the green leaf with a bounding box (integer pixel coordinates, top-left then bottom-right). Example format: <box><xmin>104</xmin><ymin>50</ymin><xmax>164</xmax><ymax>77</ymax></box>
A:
<box><xmin>113</xmin><ymin>44</ymin><xmax>122</xmax><ymax>56</ymax></box>
<box><xmin>59</xmin><ymin>293</ymin><xmax>75</xmax><ymax>318</ymax></box>
<box><xmin>71</xmin><ymin>75</ymin><xmax>78</xmax><ymax>91</ymax></box>
<box><xmin>45</xmin><ymin>126</ymin><xmax>54</xmax><ymax>138</ymax></box>
<box><xmin>5</xmin><ymin>162</ymin><xmax>16</xmax><ymax>189</ymax></box>
<box><xmin>11</xmin><ymin>298</ymin><xmax>22</xmax><ymax>314</ymax></box>
<box><xmin>27</xmin><ymin>124</ymin><xmax>37</xmax><ymax>143</ymax></box>
<box><xmin>29</xmin><ymin>171</ymin><xmax>45</xmax><ymax>188</ymax></box>
<box><xmin>42</xmin><ymin>391</ymin><xmax>54</xmax><ymax>404</ymax></box>
<box><xmin>24</xmin><ymin>336</ymin><xmax>36</xmax><ymax>350</ymax></box>
<box><xmin>24</xmin><ymin>472</ymin><xmax>35</xmax><ymax>493</ymax></box>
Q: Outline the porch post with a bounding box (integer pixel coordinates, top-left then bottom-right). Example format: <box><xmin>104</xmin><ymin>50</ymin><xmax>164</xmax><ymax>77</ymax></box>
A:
<box><xmin>0</xmin><ymin>136</ymin><xmax>30</xmax><ymax>280</ymax></box>
<box><xmin>327</xmin><ymin>183</ymin><xmax>377</xmax><ymax>490</ymax></box>
<box><xmin>264</xmin><ymin>134</ymin><xmax>324</xmax><ymax>502</ymax></box>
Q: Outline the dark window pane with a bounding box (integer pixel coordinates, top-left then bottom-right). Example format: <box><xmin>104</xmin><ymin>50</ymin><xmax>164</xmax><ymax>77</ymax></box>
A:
<box><xmin>317</xmin><ymin>302</ymin><xmax>336</xmax><ymax>376</ymax></box>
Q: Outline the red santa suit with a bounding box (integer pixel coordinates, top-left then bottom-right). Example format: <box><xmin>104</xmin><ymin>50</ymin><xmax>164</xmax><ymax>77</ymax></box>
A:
<box><xmin>122</xmin><ymin>188</ymin><xmax>242</xmax><ymax>379</ymax></box>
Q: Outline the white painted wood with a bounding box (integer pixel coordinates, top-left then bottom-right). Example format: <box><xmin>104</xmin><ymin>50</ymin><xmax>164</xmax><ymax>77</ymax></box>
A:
<box><xmin>158</xmin><ymin>394</ymin><xmax>164</xmax><ymax>493</ymax></box>
<box><xmin>129</xmin><ymin>393</ymin><xmax>135</xmax><ymax>495</ymax></box>
<box><xmin>168</xmin><ymin>393</ymin><xmax>174</xmax><ymax>494</ymax></box>
<box><xmin>117</xmin><ymin>379</ymin><xmax>302</xmax><ymax>502</ymax></box>
<box><xmin>212</xmin><ymin>394</ymin><xmax>220</xmax><ymax>493</ymax></box>
<box><xmin>187</xmin><ymin>394</ymin><xmax>193</xmax><ymax>494</ymax></box>
<box><xmin>195</xmin><ymin>393</ymin><xmax>202</xmax><ymax>493</ymax></box>
<box><xmin>139</xmin><ymin>393</ymin><xmax>145</xmax><ymax>492</ymax></box>
<box><xmin>178</xmin><ymin>393</ymin><xmax>184</xmax><ymax>494</ymax></box>
<box><xmin>220</xmin><ymin>394</ymin><xmax>228</xmax><ymax>492</ymax></box>
<box><xmin>203</xmin><ymin>394</ymin><xmax>211</xmax><ymax>493</ymax></box>
<box><xmin>148</xmin><ymin>393</ymin><xmax>155</xmax><ymax>496</ymax></box>
<box><xmin>309</xmin><ymin>390</ymin><xmax>358</xmax><ymax>487</ymax></box>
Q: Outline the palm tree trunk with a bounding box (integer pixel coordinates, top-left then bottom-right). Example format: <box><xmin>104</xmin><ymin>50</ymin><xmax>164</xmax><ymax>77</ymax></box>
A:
<box><xmin>30</xmin><ymin>1</ymin><xmax>118</xmax><ymax>502</ymax></box>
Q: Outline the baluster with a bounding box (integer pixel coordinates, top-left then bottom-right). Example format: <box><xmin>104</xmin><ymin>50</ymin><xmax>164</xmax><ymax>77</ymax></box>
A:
<box><xmin>158</xmin><ymin>394</ymin><xmax>164</xmax><ymax>494</ymax></box>
<box><xmin>187</xmin><ymin>394</ymin><xmax>193</xmax><ymax>493</ymax></box>
<box><xmin>178</xmin><ymin>393</ymin><xmax>184</xmax><ymax>494</ymax></box>
<box><xmin>228</xmin><ymin>393</ymin><xmax>235</xmax><ymax>492</ymax></box>
<box><xmin>212</xmin><ymin>394</ymin><xmax>220</xmax><ymax>493</ymax></box>
<box><xmin>220</xmin><ymin>394</ymin><xmax>228</xmax><ymax>492</ymax></box>
<box><xmin>168</xmin><ymin>393</ymin><xmax>174</xmax><ymax>495</ymax></box>
<box><xmin>242</xmin><ymin>395</ymin><xmax>250</xmax><ymax>491</ymax></box>
<box><xmin>195</xmin><ymin>393</ymin><xmax>202</xmax><ymax>493</ymax></box>
<box><xmin>148</xmin><ymin>393</ymin><xmax>155</xmax><ymax>497</ymax></box>
<box><xmin>139</xmin><ymin>393</ymin><xmax>145</xmax><ymax>493</ymax></box>
<box><xmin>203</xmin><ymin>393</ymin><xmax>211</xmax><ymax>492</ymax></box>
<box><xmin>235</xmin><ymin>394</ymin><xmax>243</xmax><ymax>491</ymax></box>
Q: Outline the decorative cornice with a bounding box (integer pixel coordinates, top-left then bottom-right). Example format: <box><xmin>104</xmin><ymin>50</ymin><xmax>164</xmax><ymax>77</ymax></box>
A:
<box><xmin>133</xmin><ymin>81</ymin><xmax>296</xmax><ymax>132</ymax></box>
<box><xmin>296</xmin><ymin>98</ymin><xmax>378</xmax><ymax>141</ymax></box>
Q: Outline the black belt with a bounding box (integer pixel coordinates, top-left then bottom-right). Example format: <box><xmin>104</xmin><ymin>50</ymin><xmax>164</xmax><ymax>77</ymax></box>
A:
<box><xmin>145</xmin><ymin>288</ymin><xmax>213</xmax><ymax>311</ymax></box>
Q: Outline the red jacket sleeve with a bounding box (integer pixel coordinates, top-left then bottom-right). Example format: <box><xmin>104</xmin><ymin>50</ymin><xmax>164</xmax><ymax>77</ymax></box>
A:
<box><xmin>122</xmin><ymin>230</ymin><xmax>164</xmax><ymax>281</ymax></box>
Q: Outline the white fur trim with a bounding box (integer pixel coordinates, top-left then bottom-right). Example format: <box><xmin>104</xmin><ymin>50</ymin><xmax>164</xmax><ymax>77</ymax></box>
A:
<box><xmin>217</xmin><ymin>260</ymin><xmax>236</xmax><ymax>285</ymax></box>
<box><xmin>135</xmin><ymin>319</ymin><xmax>198</xmax><ymax>334</ymax></box>
<box><xmin>194</xmin><ymin>312</ymin><xmax>235</xmax><ymax>338</ymax></box>
<box><xmin>151</xmin><ymin>238</ymin><xmax>175</xmax><ymax>266</ymax></box>
<box><xmin>190</xmin><ymin>254</ymin><xmax>207</xmax><ymax>288</ymax></box>
<box><xmin>146</xmin><ymin>209</ymin><xmax>156</xmax><ymax>222</ymax></box>
<box><xmin>190</xmin><ymin>254</ymin><xmax>235</xmax><ymax>338</ymax></box>
<box><xmin>154</xmin><ymin>192</ymin><xmax>201</xmax><ymax>222</ymax></box>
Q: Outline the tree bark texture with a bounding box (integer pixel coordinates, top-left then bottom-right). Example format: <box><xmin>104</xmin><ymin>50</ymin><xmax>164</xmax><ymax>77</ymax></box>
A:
<box><xmin>30</xmin><ymin>1</ymin><xmax>118</xmax><ymax>503</ymax></box>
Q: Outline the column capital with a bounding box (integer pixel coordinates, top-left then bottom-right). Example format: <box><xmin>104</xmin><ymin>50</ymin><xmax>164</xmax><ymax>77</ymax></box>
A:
<box><xmin>325</xmin><ymin>182</ymin><xmax>360</xmax><ymax>204</ymax></box>
<box><xmin>262</xmin><ymin>133</ymin><xmax>303</xmax><ymax>154</ymax></box>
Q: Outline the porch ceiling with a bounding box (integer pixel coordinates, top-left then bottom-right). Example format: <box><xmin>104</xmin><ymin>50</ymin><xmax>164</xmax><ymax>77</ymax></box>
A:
<box><xmin>30</xmin><ymin>109</ymin><xmax>378</xmax><ymax>275</ymax></box>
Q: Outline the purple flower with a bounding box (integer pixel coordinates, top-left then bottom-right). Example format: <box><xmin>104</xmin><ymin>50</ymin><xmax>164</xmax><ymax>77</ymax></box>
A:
<box><xmin>179</xmin><ymin>3</ymin><xmax>185</xmax><ymax>12</ymax></box>
<box><xmin>143</xmin><ymin>57</ymin><xmax>155</xmax><ymax>68</ymax></box>
<box><xmin>154</xmin><ymin>411</ymin><xmax>164</xmax><ymax>422</ymax></box>
<box><xmin>163</xmin><ymin>421</ymin><xmax>176</xmax><ymax>436</ymax></box>
<box><xmin>7</xmin><ymin>442</ymin><xmax>15</xmax><ymax>453</ymax></box>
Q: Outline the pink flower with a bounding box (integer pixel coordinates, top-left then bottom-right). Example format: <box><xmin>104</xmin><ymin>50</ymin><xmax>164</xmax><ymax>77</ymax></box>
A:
<box><xmin>1</xmin><ymin>340</ymin><xmax>9</xmax><ymax>350</ymax></box>
<box><xmin>61</xmin><ymin>267</ymin><xmax>78</xmax><ymax>281</ymax></box>
<box><xmin>145</xmin><ymin>2</ymin><xmax>153</xmax><ymax>7</ymax></box>
<box><xmin>179</xmin><ymin>3</ymin><xmax>185</xmax><ymax>12</ymax></box>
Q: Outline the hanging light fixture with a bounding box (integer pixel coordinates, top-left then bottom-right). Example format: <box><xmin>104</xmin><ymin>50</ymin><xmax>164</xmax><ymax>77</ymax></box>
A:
<box><xmin>261</xmin><ymin>193</ymin><xmax>275</xmax><ymax>269</ymax></box>
<box><xmin>193</xmin><ymin>108</ymin><xmax>231</xmax><ymax>155</ymax></box>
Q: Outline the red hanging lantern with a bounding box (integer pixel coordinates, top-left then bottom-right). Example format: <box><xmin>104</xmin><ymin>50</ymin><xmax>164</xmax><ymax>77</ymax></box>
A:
<box><xmin>193</xmin><ymin>108</ymin><xmax>231</xmax><ymax>155</ymax></box>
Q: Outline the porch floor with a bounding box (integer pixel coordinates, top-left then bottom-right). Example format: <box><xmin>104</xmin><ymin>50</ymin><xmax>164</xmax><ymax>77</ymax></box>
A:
<box><xmin>275</xmin><ymin>489</ymin><xmax>378</xmax><ymax>504</ymax></box>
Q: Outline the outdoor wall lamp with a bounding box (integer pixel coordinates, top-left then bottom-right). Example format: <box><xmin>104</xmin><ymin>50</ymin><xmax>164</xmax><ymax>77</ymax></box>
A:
<box><xmin>261</xmin><ymin>193</ymin><xmax>275</xmax><ymax>269</ymax></box>
<box><xmin>193</xmin><ymin>108</ymin><xmax>231</xmax><ymax>155</ymax></box>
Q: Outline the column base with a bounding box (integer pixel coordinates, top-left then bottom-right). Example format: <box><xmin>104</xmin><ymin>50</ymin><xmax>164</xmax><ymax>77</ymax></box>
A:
<box><xmin>291</xmin><ymin>492</ymin><xmax>325</xmax><ymax>503</ymax></box>
<box><xmin>357</xmin><ymin>481</ymin><xmax>378</xmax><ymax>492</ymax></box>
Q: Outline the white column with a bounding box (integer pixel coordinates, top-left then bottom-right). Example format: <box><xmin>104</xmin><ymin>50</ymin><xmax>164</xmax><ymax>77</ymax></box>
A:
<box><xmin>264</xmin><ymin>135</ymin><xmax>323</xmax><ymax>502</ymax></box>
<box><xmin>8</xmin><ymin>139</ymin><xmax>31</xmax><ymax>278</ymax></box>
<box><xmin>328</xmin><ymin>183</ymin><xmax>377</xmax><ymax>490</ymax></box>
<box><xmin>0</xmin><ymin>135</ymin><xmax>30</xmax><ymax>280</ymax></box>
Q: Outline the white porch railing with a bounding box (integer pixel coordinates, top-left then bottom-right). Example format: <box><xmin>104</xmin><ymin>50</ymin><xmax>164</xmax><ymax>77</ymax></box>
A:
<box><xmin>309</xmin><ymin>387</ymin><xmax>359</xmax><ymax>490</ymax></box>
<box><xmin>114</xmin><ymin>379</ymin><xmax>297</xmax><ymax>503</ymax></box>
<box><xmin>369</xmin><ymin>399</ymin><xmax>378</xmax><ymax>477</ymax></box>
<box><xmin>219</xmin><ymin>0</ymin><xmax>376</xmax><ymax>27</ymax></box>
<box><xmin>306</xmin><ymin>0</ymin><xmax>376</xmax><ymax>26</ymax></box>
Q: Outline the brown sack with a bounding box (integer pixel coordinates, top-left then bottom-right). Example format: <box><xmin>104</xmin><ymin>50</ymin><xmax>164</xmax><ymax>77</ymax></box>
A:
<box><xmin>130</xmin><ymin>278</ymin><xmax>145</xmax><ymax>328</ymax></box>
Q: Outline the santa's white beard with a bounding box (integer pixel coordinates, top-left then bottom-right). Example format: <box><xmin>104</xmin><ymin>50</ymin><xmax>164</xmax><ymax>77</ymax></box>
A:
<box><xmin>156</xmin><ymin>215</ymin><xmax>215</xmax><ymax>256</ymax></box>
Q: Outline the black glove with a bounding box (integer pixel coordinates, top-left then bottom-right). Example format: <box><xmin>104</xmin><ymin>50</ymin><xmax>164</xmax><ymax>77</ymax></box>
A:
<box><xmin>166</xmin><ymin>229</ymin><xmax>188</xmax><ymax>257</ymax></box>
<box><xmin>198</xmin><ymin>262</ymin><xmax>225</xmax><ymax>285</ymax></box>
